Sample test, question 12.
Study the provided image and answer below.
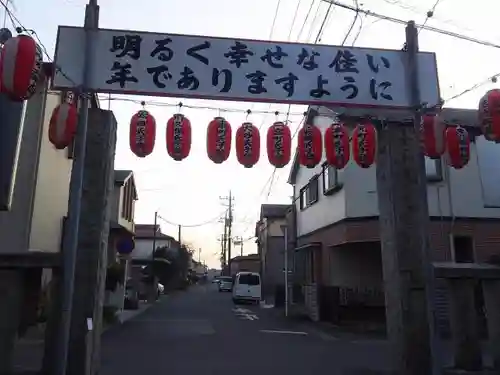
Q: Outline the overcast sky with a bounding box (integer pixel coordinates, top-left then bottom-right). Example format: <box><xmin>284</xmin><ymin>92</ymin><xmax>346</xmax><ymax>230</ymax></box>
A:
<box><xmin>10</xmin><ymin>0</ymin><xmax>500</xmax><ymax>267</ymax></box>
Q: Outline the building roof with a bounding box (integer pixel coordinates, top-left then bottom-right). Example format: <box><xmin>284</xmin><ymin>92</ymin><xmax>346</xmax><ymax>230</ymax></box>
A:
<box><xmin>114</xmin><ymin>169</ymin><xmax>138</xmax><ymax>200</ymax></box>
<box><xmin>231</xmin><ymin>254</ymin><xmax>260</xmax><ymax>262</ymax></box>
<box><xmin>260</xmin><ymin>204</ymin><xmax>291</xmax><ymax>220</ymax></box>
<box><xmin>135</xmin><ymin>224</ymin><xmax>176</xmax><ymax>241</ymax></box>
<box><xmin>114</xmin><ymin>169</ymin><xmax>133</xmax><ymax>184</ymax></box>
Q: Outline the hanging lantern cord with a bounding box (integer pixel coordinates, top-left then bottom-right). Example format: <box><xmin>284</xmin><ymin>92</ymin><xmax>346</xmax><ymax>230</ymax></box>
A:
<box><xmin>274</xmin><ymin>111</ymin><xmax>279</xmax><ymax>120</ymax></box>
<box><xmin>140</xmin><ymin>100</ymin><xmax>146</xmax><ymax>109</ymax></box>
<box><xmin>246</xmin><ymin>109</ymin><xmax>251</xmax><ymax>120</ymax></box>
<box><xmin>178</xmin><ymin>101</ymin><xmax>183</xmax><ymax>114</ymax></box>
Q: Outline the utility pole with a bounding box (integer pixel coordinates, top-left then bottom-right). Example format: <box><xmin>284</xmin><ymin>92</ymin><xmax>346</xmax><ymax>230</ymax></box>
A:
<box><xmin>178</xmin><ymin>224</ymin><xmax>181</xmax><ymax>248</ymax></box>
<box><xmin>220</xmin><ymin>191</ymin><xmax>234</xmax><ymax>276</ymax></box>
<box><xmin>217</xmin><ymin>234</ymin><xmax>226</xmax><ymax>269</ymax></box>
<box><xmin>198</xmin><ymin>248</ymin><xmax>201</xmax><ymax>263</ymax></box>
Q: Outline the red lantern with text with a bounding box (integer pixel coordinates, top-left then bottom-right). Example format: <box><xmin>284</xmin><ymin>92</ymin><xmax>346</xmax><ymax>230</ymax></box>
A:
<box><xmin>130</xmin><ymin>110</ymin><xmax>156</xmax><ymax>158</ymax></box>
<box><xmin>420</xmin><ymin>114</ymin><xmax>445</xmax><ymax>159</ymax></box>
<box><xmin>324</xmin><ymin>123</ymin><xmax>350</xmax><ymax>169</ymax></box>
<box><xmin>266</xmin><ymin>121</ymin><xmax>291</xmax><ymax>168</ymax></box>
<box><xmin>445</xmin><ymin>126</ymin><xmax>470</xmax><ymax>169</ymax></box>
<box><xmin>48</xmin><ymin>102</ymin><xmax>77</xmax><ymax>150</ymax></box>
<box><xmin>235</xmin><ymin>122</ymin><xmax>260</xmax><ymax>168</ymax></box>
<box><xmin>207</xmin><ymin>117</ymin><xmax>232</xmax><ymax>164</ymax></box>
<box><xmin>0</xmin><ymin>34</ymin><xmax>43</xmax><ymax>101</ymax></box>
<box><xmin>352</xmin><ymin>122</ymin><xmax>376</xmax><ymax>168</ymax></box>
<box><xmin>166</xmin><ymin>113</ymin><xmax>191</xmax><ymax>161</ymax></box>
<box><xmin>298</xmin><ymin>123</ymin><xmax>322</xmax><ymax>168</ymax></box>
<box><xmin>478</xmin><ymin>89</ymin><xmax>500</xmax><ymax>142</ymax></box>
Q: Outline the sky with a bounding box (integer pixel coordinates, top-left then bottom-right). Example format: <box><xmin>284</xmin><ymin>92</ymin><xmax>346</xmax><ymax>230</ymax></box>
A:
<box><xmin>8</xmin><ymin>0</ymin><xmax>500</xmax><ymax>268</ymax></box>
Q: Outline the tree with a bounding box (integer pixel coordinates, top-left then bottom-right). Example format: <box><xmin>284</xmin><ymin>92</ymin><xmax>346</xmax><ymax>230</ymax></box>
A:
<box><xmin>151</xmin><ymin>245</ymin><xmax>192</xmax><ymax>288</ymax></box>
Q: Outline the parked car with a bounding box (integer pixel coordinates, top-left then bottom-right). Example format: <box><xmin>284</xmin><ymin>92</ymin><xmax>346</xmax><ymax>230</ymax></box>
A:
<box><xmin>218</xmin><ymin>276</ymin><xmax>233</xmax><ymax>292</ymax></box>
<box><xmin>212</xmin><ymin>276</ymin><xmax>220</xmax><ymax>284</ymax></box>
<box><xmin>232</xmin><ymin>272</ymin><xmax>261</xmax><ymax>304</ymax></box>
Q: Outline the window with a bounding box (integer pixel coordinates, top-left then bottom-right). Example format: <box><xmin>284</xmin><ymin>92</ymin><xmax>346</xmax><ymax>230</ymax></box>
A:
<box><xmin>238</xmin><ymin>274</ymin><xmax>260</xmax><ymax>285</ymax></box>
<box><xmin>453</xmin><ymin>236</ymin><xmax>475</xmax><ymax>263</ymax></box>
<box><xmin>300</xmin><ymin>187</ymin><xmax>307</xmax><ymax>210</ymax></box>
<box><xmin>322</xmin><ymin>163</ymin><xmax>343</xmax><ymax>194</ymax></box>
<box><xmin>425</xmin><ymin>157</ymin><xmax>443</xmax><ymax>182</ymax></box>
<box><xmin>309</xmin><ymin>176</ymin><xmax>319</xmax><ymax>203</ymax></box>
<box><xmin>299</xmin><ymin>176</ymin><xmax>319</xmax><ymax>210</ymax></box>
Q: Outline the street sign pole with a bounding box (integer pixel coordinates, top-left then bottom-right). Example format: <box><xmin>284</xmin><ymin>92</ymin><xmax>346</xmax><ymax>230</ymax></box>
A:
<box><xmin>55</xmin><ymin>1</ymin><xmax>99</xmax><ymax>375</ymax></box>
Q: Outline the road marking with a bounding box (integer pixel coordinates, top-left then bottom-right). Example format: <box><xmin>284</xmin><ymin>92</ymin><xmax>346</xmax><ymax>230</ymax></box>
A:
<box><xmin>239</xmin><ymin>313</ymin><xmax>259</xmax><ymax>320</ymax></box>
<box><xmin>260</xmin><ymin>329</ymin><xmax>308</xmax><ymax>335</ymax></box>
<box><xmin>232</xmin><ymin>307</ymin><xmax>252</xmax><ymax>314</ymax></box>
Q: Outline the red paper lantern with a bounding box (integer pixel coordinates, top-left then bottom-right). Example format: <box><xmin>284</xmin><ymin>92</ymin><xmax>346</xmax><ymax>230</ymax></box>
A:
<box><xmin>445</xmin><ymin>126</ymin><xmax>470</xmax><ymax>169</ymax></box>
<box><xmin>166</xmin><ymin>113</ymin><xmax>191</xmax><ymax>161</ymax></box>
<box><xmin>420</xmin><ymin>114</ymin><xmax>445</xmax><ymax>159</ymax></box>
<box><xmin>352</xmin><ymin>122</ymin><xmax>377</xmax><ymax>168</ymax></box>
<box><xmin>478</xmin><ymin>89</ymin><xmax>500</xmax><ymax>142</ymax></box>
<box><xmin>0</xmin><ymin>34</ymin><xmax>43</xmax><ymax>101</ymax></box>
<box><xmin>235</xmin><ymin>122</ymin><xmax>260</xmax><ymax>168</ymax></box>
<box><xmin>324</xmin><ymin>123</ymin><xmax>350</xmax><ymax>169</ymax></box>
<box><xmin>297</xmin><ymin>123</ymin><xmax>322</xmax><ymax>168</ymax></box>
<box><xmin>207</xmin><ymin>117</ymin><xmax>232</xmax><ymax>164</ymax></box>
<box><xmin>48</xmin><ymin>102</ymin><xmax>77</xmax><ymax>150</ymax></box>
<box><xmin>130</xmin><ymin>110</ymin><xmax>156</xmax><ymax>157</ymax></box>
<box><xmin>266</xmin><ymin>121</ymin><xmax>291</xmax><ymax>168</ymax></box>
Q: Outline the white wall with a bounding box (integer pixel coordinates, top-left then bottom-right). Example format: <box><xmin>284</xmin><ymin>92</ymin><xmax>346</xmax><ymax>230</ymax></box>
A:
<box><xmin>29</xmin><ymin>91</ymin><xmax>72</xmax><ymax>252</ymax></box>
<box><xmin>294</xmin><ymin>115</ymin><xmax>347</xmax><ymax>237</ymax></box>
<box><xmin>110</xmin><ymin>183</ymin><xmax>135</xmax><ymax>233</ymax></box>
<box><xmin>293</xmin><ymin>109</ymin><xmax>500</xmax><ymax>238</ymax></box>
<box><xmin>345</xmin><ymin>136</ymin><xmax>500</xmax><ymax>219</ymax></box>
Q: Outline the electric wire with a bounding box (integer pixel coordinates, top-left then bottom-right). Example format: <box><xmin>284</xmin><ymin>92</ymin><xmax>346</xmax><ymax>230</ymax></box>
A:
<box><xmin>417</xmin><ymin>0</ymin><xmax>442</xmax><ymax>35</ymax></box>
<box><xmin>442</xmin><ymin>73</ymin><xmax>500</xmax><ymax>104</ymax></box>
<box><xmin>156</xmin><ymin>210</ymin><xmax>227</xmax><ymax>228</ymax></box>
<box><xmin>97</xmin><ymin>96</ymin><xmax>308</xmax><ymax>117</ymax></box>
<box><xmin>324</xmin><ymin>0</ymin><xmax>500</xmax><ymax>49</ymax></box>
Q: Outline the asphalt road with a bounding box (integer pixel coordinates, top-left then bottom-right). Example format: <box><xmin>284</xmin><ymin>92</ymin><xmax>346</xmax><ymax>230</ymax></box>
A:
<box><xmin>99</xmin><ymin>284</ymin><xmax>395</xmax><ymax>375</ymax></box>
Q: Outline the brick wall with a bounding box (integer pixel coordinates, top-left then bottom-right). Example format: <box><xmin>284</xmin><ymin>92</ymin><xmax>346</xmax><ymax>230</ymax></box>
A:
<box><xmin>297</xmin><ymin>218</ymin><xmax>500</xmax><ymax>265</ymax></box>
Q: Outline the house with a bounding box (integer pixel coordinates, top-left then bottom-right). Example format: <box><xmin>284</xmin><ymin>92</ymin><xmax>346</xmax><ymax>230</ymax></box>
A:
<box><xmin>230</xmin><ymin>254</ymin><xmax>260</xmax><ymax>276</ymax></box>
<box><xmin>133</xmin><ymin>224</ymin><xmax>176</xmax><ymax>260</ymax></box>
<box><xmin>287</xmin><ymin>106</ymin><xmax>500</xmax><ymax>332</ymax></box>
<box><xmin>255</xmin><ymin>204</ymin><xmax>291</xmax><ymax>305</ymax></box>
<box><xmin>105</xmin><ymin>170</ymin><xmax>138</xmax><ymax>312</ymax></box>
<box><xmin>0</xmin><ymin>64</ymin><xmax>101</xmax><ymax>342</ymax></box>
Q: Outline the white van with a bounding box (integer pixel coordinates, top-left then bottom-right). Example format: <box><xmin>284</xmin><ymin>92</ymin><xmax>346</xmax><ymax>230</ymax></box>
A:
<box><xmin>232</xmin><ymin>272</ymin><xmax>261</xmax><ymax>304</ymax></box>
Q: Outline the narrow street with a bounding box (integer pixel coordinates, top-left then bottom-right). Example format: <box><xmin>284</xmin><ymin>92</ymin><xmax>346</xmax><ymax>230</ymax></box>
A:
<box><xmin>99</xmin><ymin>284</ymin><xmax>393</xmax><ymax>375</ymax></box>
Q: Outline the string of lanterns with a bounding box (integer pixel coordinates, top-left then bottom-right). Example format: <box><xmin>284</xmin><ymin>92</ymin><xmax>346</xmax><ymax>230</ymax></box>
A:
<box><xmin>0</xmin><ymin>34</ymin><xmax>499</xmax><ymax>172</ymax></box>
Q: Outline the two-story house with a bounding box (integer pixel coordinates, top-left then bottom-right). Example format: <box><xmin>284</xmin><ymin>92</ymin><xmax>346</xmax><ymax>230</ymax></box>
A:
<box><xmin>133</xmin><ymin>224</ymin><xmax>176</xmax><ymax>261</ymax></box>
<box><xmin>104</xmin><ymin>170</ymin><xmax>138</xmax><ymax>311</ymax></box>
<box><xmin>108</xmin><ymin>170</ymin><xmax>137</xmax><ymax>261</ymax></box>
<box><xmin>255</xmin><ymin>204</ymin><xmax>291</xmax><ymax>305</ymax></box>
<box><xmin>0</xmin><ymin>63</ymin><xmax>102</xmax><ymax>350</ymax></box>
<box><xmin>287</xmin><ymin>106</ymin><xmax>500</xmax><ymax>332</ymax></box>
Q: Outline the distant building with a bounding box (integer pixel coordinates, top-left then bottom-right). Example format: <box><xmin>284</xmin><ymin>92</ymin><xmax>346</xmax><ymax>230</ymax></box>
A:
<box><xmin>133</xmin><ymin>224</ymin><xmax>177</xmax><ymax>261</ymax></box>
<box><xmin>230</xmin><ymin>254</ymin><xmax>260</xmax><ymax>276</ymax></box>
<box><xmin>255</xmin><ymin>204</ymin><xmax>290</xmax><ymax>304</ymax></box>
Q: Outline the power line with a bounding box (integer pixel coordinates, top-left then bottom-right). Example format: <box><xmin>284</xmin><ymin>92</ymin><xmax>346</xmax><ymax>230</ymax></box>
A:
<box><xmin>156</xmin><ymin>211</ymin><xmax>226</xmax><ymax>228</ymax></box>
<box><xmin>442</xmin><ymin>73</ymin><xmax>500</xmax><ymax>104</ymax></box>
<box><xmin>321</xmin><ymin>0</ymin><xmax>500</xmax><ymax>49</ymax></box>
<box><xmin>417</xmin><ymin>0</ymin><xmax>442</xmax><ymax>35</ymax></box>
<box><xmin>98</xmin><ymin>96</ymin><xmax>308</xmax><ymax>117</ymax></box>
